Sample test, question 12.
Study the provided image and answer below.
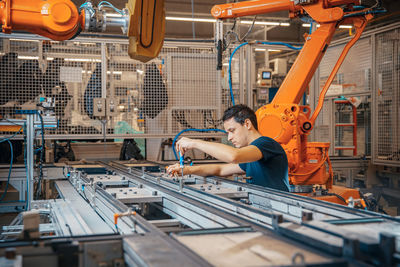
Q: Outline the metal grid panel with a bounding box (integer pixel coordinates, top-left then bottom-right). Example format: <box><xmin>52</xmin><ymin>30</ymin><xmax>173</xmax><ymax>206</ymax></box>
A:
<box><xmin>314</xmin><ymin>37</ymin><xmax>373</xmax><ymax>156</ymax></box>
<box><xmin>0</xmin><ymin>36</ymin><xmax>225</xmax><ymax>139</ymax></box>
<box><xmin>374</xmin><ymin>28</ymin><xmax>400</xmax><ymax>165</ymax></box>
<box><xmin>320</xmin><ymin>37</ymin><xmax>372</xmax><ymax>96</ymax></box>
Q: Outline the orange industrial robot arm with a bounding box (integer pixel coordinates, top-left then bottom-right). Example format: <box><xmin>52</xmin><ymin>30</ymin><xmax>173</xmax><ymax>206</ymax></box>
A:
<box><xmin>212</xmin><ymin>0</ymin><xmax>380</xmax><ymax>204</ymax></box>
<box><xmin>0</xmin><ymin>0</ymin><xmax>165</xmax><ymax>62</ymax></box>
<box><xmin>0</xmin><ymin>0</ymin><xmax>82</xmax><ymax>41</ymax></box>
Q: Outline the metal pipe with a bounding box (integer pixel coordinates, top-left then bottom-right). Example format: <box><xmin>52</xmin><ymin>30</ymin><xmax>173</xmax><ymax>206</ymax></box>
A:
<box><xmin>105</xmin><ymin>16</ymin><xmax>128</xmax><ymax>28</ymax></box>
<box><xmin>26</xmin><ymin>114</ymin><xmax>34</xmax><ymax>210</ymax></box>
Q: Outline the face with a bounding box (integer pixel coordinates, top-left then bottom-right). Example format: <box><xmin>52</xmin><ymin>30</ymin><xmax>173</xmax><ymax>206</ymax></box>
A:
<box><xmin>223</xmin><ymin>117</ymin><xmax>250</xmax><ymax>148</ymax></box>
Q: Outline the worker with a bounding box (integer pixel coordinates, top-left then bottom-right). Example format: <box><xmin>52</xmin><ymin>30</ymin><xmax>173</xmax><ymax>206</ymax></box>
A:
<box><xmin>167</xmin><ymin>104</ymin><xmax>290</xmax><ymax>191</ymax></box>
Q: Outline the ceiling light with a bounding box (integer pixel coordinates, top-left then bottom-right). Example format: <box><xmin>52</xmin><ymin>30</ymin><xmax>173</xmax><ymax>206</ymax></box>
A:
<box><xmin>107</xmin><ymin>71</ymin><xmax>122</xmax><ymax>75</ymax></box>
<box><xmin>280</xmin><ymin>22</ymin><xmax>290</xmax><ymax>26</ymax></box>
<box><xmin>166</xmin><ymin>16</ymin><xmax>216</xmax><ymax>23</ymax></box>
<box><xmin>136</xmin><ymin>69</ymin><xmax>144</xmax><ymax>74</ymax></box>
<box><xmin>339</xmin><ymin>25</ymin><xmax>352</xmax><ymax>29</ymax></box>
<box><xmin>18</xmin><ymin>56</ymin><xmax>38</xmax><ymax>60</ymax></box>
<box><xmin>241</xmin><ymin>20</ymin><xmax>280</xmax><ymax>26</ymax></box>
<box><xmin>255</xmin><ymin>48</ymin><xmax>266</xmax><ymax>51</ymax></box>
<box><xmin>302</xmin><ymin>23</ymin><xmax>320</xmax><ymax>28</ymax></box>
<box><xmin>64</xmin><ymin>58</ymin><xmax>101</xmax><ymax>62</ymax></box>
<box><xmin>268</xmin><ymin>49</ymin><xmax>281</xmax><ymax>52</ymax></box>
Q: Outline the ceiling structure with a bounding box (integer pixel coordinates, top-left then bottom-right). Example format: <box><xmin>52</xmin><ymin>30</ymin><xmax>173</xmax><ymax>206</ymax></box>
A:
<box><xmin>72</xmin><ymin>0</ymin><xmax>400</xmax><ymax>43</ymax></box>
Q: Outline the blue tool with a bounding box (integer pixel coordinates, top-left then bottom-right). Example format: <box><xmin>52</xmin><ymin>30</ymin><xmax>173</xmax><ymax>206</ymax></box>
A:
<box><xmin>179</xmin><ymin>151</ymin><xmax>184</xmax><ymax>177</ymax></box>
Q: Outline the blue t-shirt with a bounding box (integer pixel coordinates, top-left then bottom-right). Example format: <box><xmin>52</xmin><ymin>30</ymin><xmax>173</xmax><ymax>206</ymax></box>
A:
<box><xmin>239</xmin><ymin>136</ymin><xmax>290</xmax><ymax>191</ymax></box>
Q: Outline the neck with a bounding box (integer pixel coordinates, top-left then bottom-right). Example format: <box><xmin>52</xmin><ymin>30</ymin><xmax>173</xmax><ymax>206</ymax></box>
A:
<box><xmin>247</xmin><ymin>130</ymin><xmax>262</xmax><ymax>145</ymax></box>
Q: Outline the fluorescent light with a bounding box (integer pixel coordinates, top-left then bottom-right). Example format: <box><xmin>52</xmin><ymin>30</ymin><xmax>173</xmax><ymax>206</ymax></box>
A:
<box><xmin>302</xmin><ymin>23</ymin><xmax>320</xmax><ymax>28</ymax></box>
<box><xmin>82</xmin><ymin>70</ymin><xmax>93</xmax><ymax>74</ymax></box>
<box><xmin>136</xmin><ymin>69</ymin><xmax>144</xmax><ymax>74</ymax></box>
<box><xmin>64</xmin><ymin>58</ymin><xmax>101</xmax><ymax>62</ymax></box>
<box><xmin>241</xmin><ymin>20</ymin><xmax>280</xmax><ymax>26</ymax></box>
<box><xmin>166</xmin><ymin>16</ymin><xmax>289</xmax><ymax>26</ymax></box>
<box><xmin>255</xmin><ymin>48</ymin><xmax>266</xmax><ymax>51</ymax></box>
<box><xmin>166</xmin><ymin>16</ymin><xmax>216</xmax><ymax>23</ymax></box>
<box><xmin>18</xmin><ymin>56</ymin><xmax>38</xmax><ymax>60</ymax></box>
<box><xmin>302</xmin><ymin>23</ymin><xmax>351</xmax><ymax>29</ymax></box>
<box><xmin>17</xmin><ymin>56</ymin><xmax>54</xmax><ymax>60</ymax></box>
<box><xmin>107</xmin><ymin>71</ymin><xmax>122</xmax><ymax>75</ymax></box>
<box><xmin>10</xmin><ymin>39</ymin><xmax>38</xmax><ymax>42</ymax></box>
<box><xmin>268</xmin><ymin>49</ymin><xmax>281</xmax><ymax>52</ymax></box>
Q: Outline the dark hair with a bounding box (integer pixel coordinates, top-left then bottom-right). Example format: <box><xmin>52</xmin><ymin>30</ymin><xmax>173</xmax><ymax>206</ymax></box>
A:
<box><xmin>222</xmin><ymin>104</ymin><xmax>258</xmax><ymax>130</ymax></box>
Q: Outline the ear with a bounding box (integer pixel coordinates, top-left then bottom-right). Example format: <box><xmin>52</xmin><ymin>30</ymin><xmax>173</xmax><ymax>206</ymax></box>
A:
<box><xmin>244</xmin><ymin>118</ymin><xmax>252</xmax><ymax>129</ymax></box>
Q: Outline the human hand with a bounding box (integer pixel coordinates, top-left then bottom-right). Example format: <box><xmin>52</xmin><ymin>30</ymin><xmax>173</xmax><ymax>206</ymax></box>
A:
<box><xmin>176</xmin><ymin>137</ymin><xmax>196</xmax><ymax>155</ymax></box>
<box><xmin>166</xmin><ymin>163</ymin><xmax>181</xmax><ymax>177</ymax></box>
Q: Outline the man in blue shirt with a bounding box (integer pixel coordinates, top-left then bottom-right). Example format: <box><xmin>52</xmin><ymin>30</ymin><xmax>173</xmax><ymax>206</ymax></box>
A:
<box><xmin>167</xmin><ymin>104</ymin><xmax>290</xmax><ymax>192</ymax></box>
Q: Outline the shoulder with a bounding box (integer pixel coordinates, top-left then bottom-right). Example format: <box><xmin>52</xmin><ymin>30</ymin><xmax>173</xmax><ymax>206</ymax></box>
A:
<box><xmin>251</xmin><ymin>136</ymin><xmax>278</xmax><ymax>147</ymax></box>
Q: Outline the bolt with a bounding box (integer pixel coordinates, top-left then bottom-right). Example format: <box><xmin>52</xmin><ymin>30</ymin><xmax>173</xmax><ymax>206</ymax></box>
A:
<box><xmin>138</xmin><ymin>184</ymin><xmax>143</xmax><ymax>188</ymax></box>
<box><xmin>152</xmin><ymin>191</ymin><xmax>158</xmax><ymax>196</ymax></box>
<box><xmin>111</xmin><ymin>193</ymin><xmax>117</xmax><ymax>198</ymax></box>
<box><xmin>237</xmin><ymin>187</ymin><xmax>242</xmax><ymax>191</ymax></box>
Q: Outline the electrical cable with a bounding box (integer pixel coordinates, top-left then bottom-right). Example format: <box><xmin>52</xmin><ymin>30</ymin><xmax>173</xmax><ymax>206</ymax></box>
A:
<box><xmin>79</xmin><ymin>1</ymin><xmax>95</xmax><ymax>15</ymax></box>
<box><xmin>228</xmin><ymin>42</ymin><xmax>248</xmax><ymax>105</ymax></box>
<box><xmin>0</xmin><ymin>127</ymin><xmax>23</xmax><ymax>203</ymax></box>
<box><xmin>172</xmin><ymin>128</ymin><xmax>227</xmax><ymax>160</ymax></box>
<box><xmin>98</xmin><ymin>1</ymin><xmax>124</xmax><ymax>15</ymax></box>
<box><xmin>35</xmin><ymin>112</ymin><xmax>45</xmax><ymax>199</ymax></box>
<box><xmin>139</xmin><ymin>0</ymin><xmax>156</xmax><ymax>48</ymax></box>
<box><xmin>326</xmin><ymin>193</ymin><xmax>347</xmax><ymax>205</ymax></box>
<box><xmin>228</xmin><ymin>41</ymin><xmax>302</xmax><ymax>106</ymax></box>
<box><xmin>239</xmin><ymin>16</ymin><xmax>257</xmax><ymax>42</ymax></box>
<box><xmin>343</xmin><ymin>8</ymin><xmax>386</xmax><ymax>18</ymax></box>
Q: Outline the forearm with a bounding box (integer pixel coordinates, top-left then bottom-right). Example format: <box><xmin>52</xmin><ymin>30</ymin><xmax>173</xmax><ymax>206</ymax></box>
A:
<box><xmin>193</xmin><ymin>140</ymin><xmax>238</xmax><ymax>163</ymax></box>
<box><xmin>184</xmin><ymin>164</ymin><xmax>224</xmax><ymax>177</ymax></box>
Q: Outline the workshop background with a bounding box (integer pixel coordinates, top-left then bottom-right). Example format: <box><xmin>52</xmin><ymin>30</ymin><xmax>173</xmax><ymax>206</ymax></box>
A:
<box><xmin>1</xmin><ymin>0</ymin><xmax>400</xmax><ymax>266</ymax></box>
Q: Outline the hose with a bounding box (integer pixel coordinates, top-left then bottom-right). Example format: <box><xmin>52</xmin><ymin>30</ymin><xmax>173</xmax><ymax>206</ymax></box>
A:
<box><xmin>228</xmin><ymin>41</ymin><xmax>302</xmax><ymax>106</ymax></box>
<box><xmin>172</xmin><ymin>128</ymin><xmax>227</xmax><ymax>160</ymax></box>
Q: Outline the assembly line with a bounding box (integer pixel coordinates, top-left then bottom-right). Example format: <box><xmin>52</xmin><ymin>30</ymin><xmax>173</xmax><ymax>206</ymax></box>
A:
<box><xmin>0</xmin><ymin>0</ymin><xmax>399</xmax><ymax>266</ymax></box>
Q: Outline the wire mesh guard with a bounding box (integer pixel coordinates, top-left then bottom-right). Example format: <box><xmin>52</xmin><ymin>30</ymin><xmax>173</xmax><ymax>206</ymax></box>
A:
<box><xmin>0</xmin><ymin>37</ymin><xmax>226</xmax><ymax>139</ymax></box>
<box><xmin>315</xmin><ymin>36</ymin><xmax>373</xmax><ymax>157</ymax></box>
<box><xmin>319</xmin><ymin>37</ymin><xmax>372</xmax><ymax>96</ymax></box>
<box><xmin>375</xmin><ymin>28</ymin><xmax>400</xmax><ymax>165</ymax></box>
